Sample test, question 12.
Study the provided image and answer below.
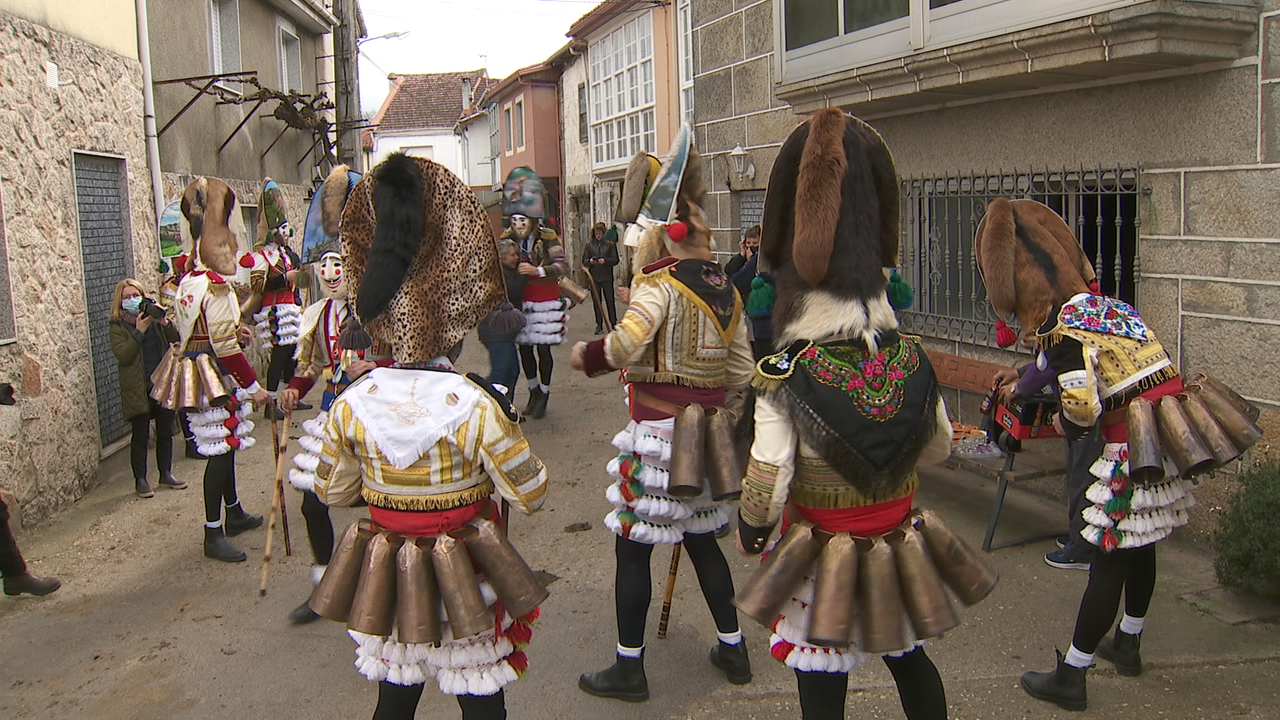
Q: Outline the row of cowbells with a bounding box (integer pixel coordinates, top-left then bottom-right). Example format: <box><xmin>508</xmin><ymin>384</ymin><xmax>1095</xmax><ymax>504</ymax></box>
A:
<box><xmin>736</xmin><ymin>509</ymin><xmax>998</xmax><ymax>655</ymax></box>
<box><xmin>311</xmin><ymin>518</ymin><xmax>549</xmax><ymax>644</ymax></box>
<box><xmin>150</xmin><ymin>349</ymin><xmax>232</xmax><ymax>411</ymax></box>
<box><xmin>1127</xmin><ymin>373</ymin><xmax>1262</xmax><ymax>484</ymax></box>
<box><xmin>668</xmin><ymin>404</ymin><xmax>743</xmax><ymax>501</ymax></box>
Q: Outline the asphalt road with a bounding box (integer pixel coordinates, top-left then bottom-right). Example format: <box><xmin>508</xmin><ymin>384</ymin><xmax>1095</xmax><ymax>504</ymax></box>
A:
<box><xmin>3</xmin><ymin>311</ymin><xmax>1279</xmax><ymax>719</ymax></box>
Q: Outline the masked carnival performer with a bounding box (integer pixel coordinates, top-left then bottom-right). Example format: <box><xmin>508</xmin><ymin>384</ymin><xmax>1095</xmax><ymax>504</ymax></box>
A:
<box><xmin>162</xmin><ymin>178</ymin><xmax>270</xmax><ymax>562</ymax></box>
<box><xmin>278</xmin><ymin>165</ymin><xmax>389</xmax><ymax>624</ymax></box>
<box><xmin>310</xmin><ymin>153</ymin><xmax>549</xmax><ymax>720</ymax></box>
<box><xmin>969</xmin><ymin>199</ymin><xmax>1263</xmax><ymax>712</ymax></box>
<box><xmin>571</xmin><ymin>126</ymin><xmax>754</xmax><ymax>702</ymax></box>
<box><xmin>502</xmin><ymin>168</ymin><xmax>569</xmax><ymax>420</ymax></box>
<box><xmin>241</xmin><ymin>178</ymin><xmax>305</xmax><ymax>417</ymax></box>
<box><xmin>733</xmin><ymin>110</ymin><xmax>998</xmax><ymax>720</ymax></box>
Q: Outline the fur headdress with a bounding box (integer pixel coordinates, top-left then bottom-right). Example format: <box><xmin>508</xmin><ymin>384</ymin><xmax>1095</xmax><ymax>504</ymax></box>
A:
<box><xmin>761</xmin><ymin>109</ymin><xmax>900</xmax><ymax>346</ymax></box>
<box><xmin>341</xmin><ymin>153</ymin><xmax>505</xmax><ymax>363</ymax></box>
<box><xmin>633</xmin><ymin>124</ymin><xmax>711</xmax><ymax>267</ymax></box>
<box><xmin>302</xmin><ymin>165</ymin><xmax>362</xmax><ymax>264</ymax></box>
<box><xmin>501</xmin><ymin>167</ymin><xmax>547</xmax><ymax>220</ymax></box>
<box><xmin>975</xmin><ymin>198</ymin><xmax>1096</xmax><ymax>340</ymax></box>
<box><xmin>180</xmin><ymin>177</ymin><xmax>249</xmax><ymax>277</ymax></box>
<box><xmin>256</xmin><ymin>178</ymin><xmax>292</xmax><ymax>247</ymax></box>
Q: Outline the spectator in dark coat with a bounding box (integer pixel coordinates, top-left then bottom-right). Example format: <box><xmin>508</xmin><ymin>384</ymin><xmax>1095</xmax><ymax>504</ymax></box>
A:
<box><xmin>731</xmin><ymin>253</ymin><xmax>774</xmax><ymax>362</ymax></box>
<box><xmin>480</xmin><ymin>240</ymin><xmax>528</xmax><ymax>406</ymax></box>
<box><xmin>582</xmin><ymin>222</ymin><xmax>620</xmax><ymax>333</ymax></box>
<box><xmin>723</xmin><ymin>224</ymin><xmax>761</xmax><ymax>278</ymax></box>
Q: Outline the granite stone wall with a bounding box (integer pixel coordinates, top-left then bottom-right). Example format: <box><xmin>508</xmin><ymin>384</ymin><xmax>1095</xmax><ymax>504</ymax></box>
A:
<box><xmin>0</xmin><ymin>12</ymin><xmax>157</xmax><ymax>527</ymax></box>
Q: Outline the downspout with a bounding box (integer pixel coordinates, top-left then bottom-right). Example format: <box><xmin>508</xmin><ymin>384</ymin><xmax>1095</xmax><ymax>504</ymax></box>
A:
<box><xmin>135</xmin><ymin>0</ymin><xmax>166</xmax><ymax>267</ymax></box>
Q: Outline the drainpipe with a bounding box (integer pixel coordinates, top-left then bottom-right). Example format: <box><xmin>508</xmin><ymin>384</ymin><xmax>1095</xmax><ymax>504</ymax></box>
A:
<box><xmin>135</xmin><ymin>0</ymin><xmax>166</xmax><ymax>267</ymax></box>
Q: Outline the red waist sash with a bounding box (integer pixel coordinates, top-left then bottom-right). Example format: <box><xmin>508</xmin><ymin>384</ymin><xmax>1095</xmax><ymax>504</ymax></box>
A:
<box><xmin>782</xmin><ymin>494</ymin><xmax>915</xmax><ymax>538</ymax></box>
<box><xmin>522</xmin><ymin>279</ymin><xmax>561</xmax><ymax>304</ymax></box>
<box><xmin>368</xmin><ymin>498</ymin><xmax>499</xmax><ymax>538</ymax></box>
<box><xmin>1101</xmin><ymin>377</ymin><xmax>1184</xmax><ymax>443</ymax></box>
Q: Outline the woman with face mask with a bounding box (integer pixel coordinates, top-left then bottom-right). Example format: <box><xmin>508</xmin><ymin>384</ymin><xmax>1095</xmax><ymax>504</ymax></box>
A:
<box><xmin>109</xmin><ymin>278</ymin><xmax>188</xmax><ymax>498</ymax></box>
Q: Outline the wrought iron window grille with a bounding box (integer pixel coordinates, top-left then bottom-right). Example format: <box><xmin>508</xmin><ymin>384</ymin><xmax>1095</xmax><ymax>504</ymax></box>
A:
<box><xmin>898</xmin><ymin>166</ymin><xmax>1143</xmax><ymax>350</ymax></box>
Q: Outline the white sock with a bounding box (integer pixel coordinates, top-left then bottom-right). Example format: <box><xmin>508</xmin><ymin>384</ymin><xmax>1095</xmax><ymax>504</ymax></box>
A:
<box><xmin>616</xmin><ymin>643</ymin><xmax>644</xmax><ymax>658</ymax></box>
<box><xmin>205</xmin><ymin>519</ymin><xmax>224</xmax><ymax>529</ymax></box>
<box><xmin>717</xmin><ymin>630</ymin><xmax>743</xmax><ymax>646</ymax></box>
<box><xmin>539</xmin><ymin>384</ymin><xmax>551</xmax><ymax>395</ymax></box>
<box><xmin>528</xmin><ymin>378</ymin><xmax>539</xmax><ymax>390</ymax></box>
<box><xmin>1119</xmin><ymin>614</ymin><xmax>1146</xmax><ymax>635</ymax></box>
<box><xmin>1065</xmin><ymin>645</ymin><xmax>1094</xmax><ymax>669</ymax></box>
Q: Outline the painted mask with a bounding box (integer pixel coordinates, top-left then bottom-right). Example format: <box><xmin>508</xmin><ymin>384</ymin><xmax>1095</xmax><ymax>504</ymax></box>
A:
<box><xmin>509</xmin><ymin>214</ymin><xmax>532</xmax><ymax>241</ymax></box>
<box><xmin>317</xmin><ymin>251</ymin><xmax>347</xmax><ymax>299</ymax></box>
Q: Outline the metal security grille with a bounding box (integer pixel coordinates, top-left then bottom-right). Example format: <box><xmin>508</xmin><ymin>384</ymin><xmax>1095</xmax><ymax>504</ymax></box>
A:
<box><xmin>898</xmin><ymin>167</ymin><xmax>1141</xmax><ymax>348</ymax></box>
<box><xmin>74</xmin><ymin>153</ymin><xmax>134</xmax><ymax>446</ymax></box>
<box><xmin>738</xmin><ymin>190</ymin><xmax>765</xmax><ymax>235</ymax></box>
<box><xmin>0</xmin><ymin>181</ymin><xmax>17</xmax><ymax>341</ymax></box>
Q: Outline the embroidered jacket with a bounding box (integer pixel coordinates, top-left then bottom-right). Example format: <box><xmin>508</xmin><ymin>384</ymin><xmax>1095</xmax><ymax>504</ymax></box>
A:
<box><xmin>173</xmin><ymin>271</ymin><xmax>260</xmax><ymax>391</ymax></box>
<box><xmin>241</xmin><ymin>243</ymin><xmax>300</xmax><ymax>305</ymax></box>
<box><xmin>1036</xmin><ymin>293</ymin><xmax>1177</xmax><ymax>430</ymax></box>
<box><xmin>288</xmin><ymin>298</ymin><xmax>391</xmax><ymax>399</ymax></box>
<box><xmin>738</xmin><ymin>335</ymin><xmax>951</xmax><ymax>549</ymax></box>
<box><xmin>582</xmin><ymin>257</ymin><xmax>753</xmax><ymax>389</ymax></box>
<box><xmin>314</xmin><ymin>368</ymin><xmax>548</xmax><ymax>514</ymax></box>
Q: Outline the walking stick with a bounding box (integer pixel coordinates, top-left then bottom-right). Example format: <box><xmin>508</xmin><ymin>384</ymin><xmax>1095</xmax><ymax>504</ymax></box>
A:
<box><xmin>656</xmin><ymin>542</ymin><xmax>682</xmax><ymax>639</ymax></box>
<box><xmin>586</xmin><ymin>273</ymin><xmax>614</xmax><ymax>333</ymax></box>
<box><xmin>261</xmin><ymin>412</ymin><xmax>292</xmax><ymax>596</ymax></box>
<box><xmin>270</xmin><ymin>410</ymin><xmax>293</xmax><ymax>556</ymax></box>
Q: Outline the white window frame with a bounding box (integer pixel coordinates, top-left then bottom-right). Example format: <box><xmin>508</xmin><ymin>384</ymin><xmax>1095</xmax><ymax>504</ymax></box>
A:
<box><xmin>514</xmin><ymin>96</ymin><xmax>526</xmax><ymax>151</ymax></box>
<box><xmin>676</xmin><ymin>0</ymin><xmax>695</xmax><ymax>128</ymax></box>
<box><xmin>277</xmin><ymin>16</ymin><xmax>303</xmax><ymax>92</ymax></box>
<box><xmin>487</xmin><ymin>103</ymin><xmax>502</xmax><ymax>187</ymax></box>
<box><xmin>503</xmin><ymin>103</ymin><xmax>514</xmax><ymax>154</ymax></box>
<box><xmin>777</xmin><ymin>0</ymin><xmax>1141</xmax><ymax>85</ymax></box>
<box><xmin>209</xmin><ymin>0</ymin><xmax>241</xmax><ymax>77</ymax></box>
<box><xmin>588</xmin><ymin>11</ymin><xmax>657</xmax><ymax>170</ymax></box>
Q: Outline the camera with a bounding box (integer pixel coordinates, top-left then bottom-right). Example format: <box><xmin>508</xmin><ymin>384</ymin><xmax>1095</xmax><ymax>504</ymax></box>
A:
<box><xmin>138</xmin><ymin>297</ymin><xmax>166</xmax><ymax>320</ymax></box>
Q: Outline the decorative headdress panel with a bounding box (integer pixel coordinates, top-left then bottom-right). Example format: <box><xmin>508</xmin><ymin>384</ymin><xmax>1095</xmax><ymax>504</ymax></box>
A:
<box><xmin>180</xmin><ymin>177</ymin><xmax>249</xmax><ymax>277</ymax></box>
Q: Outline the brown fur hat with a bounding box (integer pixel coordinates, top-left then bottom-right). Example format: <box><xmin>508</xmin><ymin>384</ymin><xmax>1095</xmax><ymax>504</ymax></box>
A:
<box><xmin>341</xmin><ymin>153</ymin><xmax>504</xmax><ymax>364</ymax></box>
<box><xmin>762</xmin><ymin>110</ymin><xmax>900</xmax><ymax>340</ymax></box>
<box><xmin>975</xmin><ymin>198</ymin><xmax>1096</xmax><ymax>333</ymax></box>
<box><xmin>180</xmin><ymin>177</ymin><xmax>247</xmax><ymax>277</ymax></box>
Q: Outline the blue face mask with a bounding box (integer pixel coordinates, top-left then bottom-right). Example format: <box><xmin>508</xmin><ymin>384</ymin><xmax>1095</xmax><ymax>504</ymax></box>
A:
<box><xmin>122</xmin><ymin>297</ymin><xmax>143</xmax><ymax>314</ymax></box>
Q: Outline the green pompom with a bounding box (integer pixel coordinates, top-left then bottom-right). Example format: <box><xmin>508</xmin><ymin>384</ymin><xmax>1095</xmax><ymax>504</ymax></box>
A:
<box><xmin>746</xmin><ymin>275</ymin><xmax>775</xmax><ymax>318</ymax></box>
<box><xmin>157</xmin><ymin>259</ymin><xmax>170</xmax><ymax>274</ymax></box>
<box><xmin>887</xmin><ymin>270</ymin><xmax>914</xmax><ymax>310</ymax></box>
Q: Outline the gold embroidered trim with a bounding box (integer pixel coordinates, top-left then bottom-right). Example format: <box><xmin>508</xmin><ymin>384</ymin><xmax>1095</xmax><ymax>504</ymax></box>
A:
<box><xmin>624</xmin><ymin>371</ymin><xmax>727</xmax><ymax>389</ymax></box>
<box><xmin>361</xmin><ymin>479</ymin><xmax>495</xmax><ymax>512</ymax></box>
<box><xmin>789</xmin><ymin>461</ymin><xmax>918</xmax><ymax>509</ymax></box>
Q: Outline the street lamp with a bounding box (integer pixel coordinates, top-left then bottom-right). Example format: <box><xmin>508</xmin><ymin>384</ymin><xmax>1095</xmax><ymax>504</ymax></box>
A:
<box><xmin>359</xmin><ymin>31</ymin><xmax>409</xmax><ymax>47</ymax></box>
<box><xmin>729</xmin><ymin>145</ymin><xmax>755</xmax><ymax>181</ymax></box>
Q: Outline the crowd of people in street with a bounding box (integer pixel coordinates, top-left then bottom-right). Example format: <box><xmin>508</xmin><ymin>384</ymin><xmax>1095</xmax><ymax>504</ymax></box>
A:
<box><xmin>0</xmin><ymin>106</ymin><xmax>1264</xmax><ymax>720</ymax></box>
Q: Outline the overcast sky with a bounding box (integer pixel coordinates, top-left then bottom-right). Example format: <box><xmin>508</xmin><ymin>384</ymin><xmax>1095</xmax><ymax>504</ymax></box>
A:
<box><xmin>356</xmin><ymin>0</ymin><xmax>602</xmax><ymax>114</ymax></box>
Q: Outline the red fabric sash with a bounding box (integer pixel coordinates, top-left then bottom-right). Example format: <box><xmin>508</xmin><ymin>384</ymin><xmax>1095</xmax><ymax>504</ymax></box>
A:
<box><xmin>522</xmin><ymin>279</ymin><xmax>561</xmax><ymax>303</ymax></box>
<box><xmin>782</xmin><ymin>494</ymin><xmax>915</xmax><ymax>538</ymax></box>
<box><xmin>369</xmin><ymin>499</ymin><xmax>499</xmax><ymax>538</ymax></box>
<box><xmin>1101</xmin><ymin>377</ymin><xmax>1185</xmax><ymax>443</ymax></box>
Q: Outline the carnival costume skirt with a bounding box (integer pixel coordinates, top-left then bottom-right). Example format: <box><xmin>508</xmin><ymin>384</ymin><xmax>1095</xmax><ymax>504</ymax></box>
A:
<box><xmin>188</xmin><ymin>387</ymin><xmax>256</xmax><ymax>457</ymax></box>
<box><xmin>603</xmin><ymin>418</ymin><xmax>731</xmax><ymax>544</ymax></box>
<box><xmin>736</xmin><ymin>509</ymin><xmax>996</xmax><ymax>674</ymax></box>
<box><xmin>289</xmin><ymin>412</ymin><xmax>327</xmax><ymax>493</ymax></box>
<box><xmin>1081</xmin><ymin>444</ymin><xmax>1196</xmax><ymax>551</ymax></box>
<box><xmin>310</xmin><ymin>507</ymin><xmax>546</xmax><ymax>696</ymax></box>
<box><xmin>514</xmin><ymin>298</ymin><xmax>568</xmax><ymax>346</ymax></box>
<box><xmin>253</xmin><ymin>301</ymin><xmax>301</xmax><ymax>348</ymax></box>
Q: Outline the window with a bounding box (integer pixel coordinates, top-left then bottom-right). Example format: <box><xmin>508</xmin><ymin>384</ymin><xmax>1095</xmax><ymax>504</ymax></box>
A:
<box><xmin>676</xmin><ymin>0</ymin><xmax>695</xmax><ymax>127</ymax></box>
<box><xmin>488</xmin><ymin>103</ymin><xmax>501</xmax><ymax>186</ymax></box>
<box><xmin>278</xmin><ymin>18</ymin><xmax>302</xmax><ymax>92</ymax></box>
<box><xmin>0</xmin><ymin>180</ymin><xmax>17</xmax><ymax>343</ymax></box>
<box><xmin>514</xmin><ymin>98</ymin><xmax>525</xmax><ymax>149</ymax></box>
<box><xmin>780</xmin><ymin>0</ymin><xmax>1136</xmax><ymax>83</ymax></box>
<box><xmin>577</xmin><ymin>84</ymin><xmax>589</xmax><ymax>145</ymax></box>
<box><xmin>589</xmin><ymin>12</ymin><xmax>656</xmax><ymax>168</ymax></box>
<box><xmin>210</xmin><ymin>0</ymin><xmax>240</xmax><ymax>74</ymax></box>
<box><xmin>503</xmin><ymin>105</ymin><xmax>513</xmax><ymax>153</ymax></box>
<box><xmin>240</xmin><ymin>204</ymin><xmax>258</xmax><ymax>238</ymax></box>
<box><xmin>897</xmin><ymin>167</ymin><xmax>1141</xmax><ymax>348</ymax></box>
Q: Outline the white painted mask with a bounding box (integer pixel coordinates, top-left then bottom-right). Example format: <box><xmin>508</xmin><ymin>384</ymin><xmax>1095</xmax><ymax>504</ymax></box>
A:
<box><xmin>317</xmin><ymin>251</ymin><xmax>347</xmax><ymax>299</ymax></box>
<box><xmin>509</xmin><ymin>214</ymin><xmax>532</xmax><ymax>240</ymax></box>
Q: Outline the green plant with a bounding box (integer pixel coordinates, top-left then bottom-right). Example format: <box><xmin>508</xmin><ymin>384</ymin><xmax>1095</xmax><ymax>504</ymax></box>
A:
<box><xmin>1212</xmin><ymin>463</ymin><xmax>1280</xmax><ymax>601</ymax></box>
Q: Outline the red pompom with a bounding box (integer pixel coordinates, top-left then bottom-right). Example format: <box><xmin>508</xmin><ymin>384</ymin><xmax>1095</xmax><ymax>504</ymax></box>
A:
<box><xmin>666</xmin><ymin>221</ymin><xmax>688</xmax><ymax>243</ymax></box>
<box><xmin>239</xmin><ymin>254</ymin><xmax>255</xmax><ymax>269</ymax></box>
<box><xmin>770</xmin><ymin>640</ymin><xmax>795</xmax><ymax>663</ymax></box>
<box><xmin>1089</xmin><ymin>280</ymin><xmax>1102</xmax><ymax>295</ymax></box>
<box><xmin>995</xmin><ymin>320</ymin><xmax>1017</xmax><ymax>348</ymax></box>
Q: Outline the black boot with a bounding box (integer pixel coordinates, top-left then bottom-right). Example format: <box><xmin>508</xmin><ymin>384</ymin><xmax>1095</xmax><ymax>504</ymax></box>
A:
<box><xmin>203</xmin><ymin>526</ymin><xmax>247</xmax><ymax>563</ymax></box>
<box><xmin>135</xmin><ymin>477</ymin><xmax>155</xmax><ymax>499</ymax></box>
<box><xmin>1097</xmin><ymin>629</ymin><xmax>1143</xmax><ymax>676</ymax></box>
<box><xmin>288</xmin><ymin>600</ymin><xmax>321</xmax><ymax>625</ymax></box>
<box><xmin>185</xmin><ymin>438</ymin><xmax>202</xmax><ymax>459</ymax></box>
<box><xmin>531</xmin><ymin>388</ymin><xmax>549</xmax><ymax>419</ymax></box>
<box><xmin>523</xmin><ymin>387</ymin><xmax>544</xmax><ymax>416</ymax></box>
<box><xmin>1020</xmin><ymin>649</ymin><xmax>1089</xmax><ymax>712</ymax></box>
<box><xmin>579</xmin><ymin>653</ymin><xmax>649</xmax><ymax>702</ymax></box>
<box><xmin>2</xmin><ymin>572</ymin><xmax>61</xmax><ymax>596</ymax></box>
<box><xmin>224</xmin><ymin>503</ymin><xmax>264</xmax><ymax>537</ymax></box>
<box><xmin>709</xmin><ymin>641</ymin><xmax>752</xmax><ymax>684</ymax></box>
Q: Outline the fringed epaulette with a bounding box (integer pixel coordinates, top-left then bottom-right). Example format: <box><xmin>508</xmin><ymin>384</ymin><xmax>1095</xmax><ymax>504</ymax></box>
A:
<box><xmin>466</xmin><ymin>372</ymin><xmax>519</xmax><ymax>423</ymax></box>
<box><xmin>752</xmin><ymin>340</ymin><xmax>811</xmax><ymax>394</ymax></box>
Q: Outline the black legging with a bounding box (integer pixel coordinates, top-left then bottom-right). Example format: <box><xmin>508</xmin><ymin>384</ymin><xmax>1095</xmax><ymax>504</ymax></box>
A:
<box><xmin>614</xmin><ymin>533</ymin><xmax>738</xmax><ymax>648</ymax></box>
<box><xmin>518</xmin><ymin>344</ymin><xmax>554</xmax><ymax>387</ymax></box>
<box><xmin>130</xmin><ymin>399</ymin><xmax>175</xmax><ymax>480</ymax></box>
<box><xmin>795</xmin><ymin>647</ymin><xmax>947</xmax><ymax>720</ymax></box>
<box><xmin>202</xmin><ymin>451</ymin><xmax>239</xmax><ymax>524</ymax></box>
<box><xmin>591</xmin><ymin>276</ymin><xmax>618</xmax><ymax>328</ymax></box>
<box><xmin>373</xmin><ymin>683</ymin><xmax>505</xmax><ymax>720</ymax></box>
<box><xmin>266</xmin><ymin>344</ymin><xmax>296</xmax><ymax>392</ymax></box>
<box><xmin>1071</xmin><ymin>545</ymin><xmax>1157</xmax><ymax>653</ymax></box>
<box><xmin>301</xmin><ymin>489</ymin><xmax>334</xmax><ymax>565</ymax></box>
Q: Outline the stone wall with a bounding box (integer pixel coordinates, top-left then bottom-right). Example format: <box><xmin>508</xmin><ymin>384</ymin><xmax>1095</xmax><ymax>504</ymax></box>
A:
<box><xmin>0</xmin><ymin>12</ymin><xmax>157</xmax><ymax>527</ymax></box>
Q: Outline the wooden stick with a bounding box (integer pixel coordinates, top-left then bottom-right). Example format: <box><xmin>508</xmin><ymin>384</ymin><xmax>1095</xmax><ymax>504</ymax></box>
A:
<box><xmin>260</xmin><ymin>413</ymin><xmax>292</xmax><ymax>596</ymax></box>
<box><xmin>278</xmin><ymin>412</ymin><xmax>293</xmax><ymax>557</ymax></box>
<box><xmin>585</xmin><ymin>273</ymin><xmax>614</xmax><ymax>332</ymax></box>
<box><xmin>656</xmin><ymin>542</ymin><xmax>682</xmax><ymax>640</ymax></box>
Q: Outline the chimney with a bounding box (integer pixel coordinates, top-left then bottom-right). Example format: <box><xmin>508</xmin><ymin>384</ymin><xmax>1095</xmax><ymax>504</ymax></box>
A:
<box><xmin>462</xmin><ymin>77</ymin><xmax>474</xmax><ymax>111</ymax></box>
